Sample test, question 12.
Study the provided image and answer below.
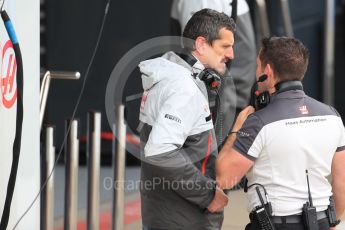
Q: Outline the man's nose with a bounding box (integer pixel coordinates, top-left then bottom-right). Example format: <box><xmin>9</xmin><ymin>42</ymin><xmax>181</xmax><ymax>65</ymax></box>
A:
<box><xmin>226</xmin><ymin>48</ymin><xmax>234</xmax><ymax>60</ymax></box>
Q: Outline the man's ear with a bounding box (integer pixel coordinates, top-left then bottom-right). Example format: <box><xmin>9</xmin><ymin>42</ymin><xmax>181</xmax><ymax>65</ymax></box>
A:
<box><xmin>194</xmin><ymin>36</ymin><xmax>207</xmax><ymax>55</ymax></box>
<box><xmin>265</xmin><ymin>63</ymin><xmax>273</xmax><ymax>77</ymax></box>
<box><xmin>265</xmin><ymin>63</ymin><xmax>277</xmax><ymax>88</ymax></box>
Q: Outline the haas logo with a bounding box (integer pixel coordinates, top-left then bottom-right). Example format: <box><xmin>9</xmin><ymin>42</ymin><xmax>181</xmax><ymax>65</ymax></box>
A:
<box><xmin>1</xmin><ymin>40</ymin><xmax>17</xmax><ymax>109</ymax></box>
<box><xmin>299</xmin><ymin>105</ymin><xmax>309</xmax><ymax>115</ymax></box>
<box><xmin>140</xmin><ymin>91</ymin><xmax>149</xmax><ymax>111</ymax></box>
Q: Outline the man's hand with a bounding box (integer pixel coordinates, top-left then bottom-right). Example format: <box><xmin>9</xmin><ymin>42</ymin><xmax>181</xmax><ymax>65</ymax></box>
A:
<box><xmin>207</xmin><ymin>186</ymin><xmax>228</xmax><ymax>213</ymax></box>
<box><xmin>232</xmin><ymin>106</ymin><xmax>255</xmax><ymax>132</ymax></box>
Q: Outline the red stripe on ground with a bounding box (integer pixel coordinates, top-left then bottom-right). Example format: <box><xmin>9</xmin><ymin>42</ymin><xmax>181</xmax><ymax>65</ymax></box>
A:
<box><xmin>80</xmin><ymin>132</ymin><xmax>140</xmax><ymax>146</ymax></box>
<box><xmin>56</xmin><ymin>199</ymin><xmax>141</xmax><ymax>230</ymax></box>
<box><xmin>123</xmin><ymin>199</ymin><xmax>142</xmax><ymax>225</ymax></box>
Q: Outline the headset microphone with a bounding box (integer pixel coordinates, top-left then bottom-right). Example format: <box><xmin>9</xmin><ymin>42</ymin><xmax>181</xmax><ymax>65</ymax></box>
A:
<box><xmin>258</xmin><ymin>74</ymin><xmax>268</xmax><ymax>83</ymax></box>
<box><xmin>249</xmin><ymin>74</ymin><xmax>270</xmax><ymax>111</ymax></box>
<box><xmin>253</xmin><ymin>74</ymin><xmax>268</xmax><ymax>96</ymax></box>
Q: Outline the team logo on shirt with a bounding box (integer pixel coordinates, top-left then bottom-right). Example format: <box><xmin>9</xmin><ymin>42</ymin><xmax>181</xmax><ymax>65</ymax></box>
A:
<box><xmin>299</xmin><ymin>105</ymin><xmax>309</xmax><ymax>115</ymax></box>
<box><xmin>238</xmin><ymin>131</ymin><xmax>250</xmax><ymax>137</ymax></box>
<box><xmin>203</xmin><ymin>105</ymin><xmax>210</xmax><ymax>113</ymax></box>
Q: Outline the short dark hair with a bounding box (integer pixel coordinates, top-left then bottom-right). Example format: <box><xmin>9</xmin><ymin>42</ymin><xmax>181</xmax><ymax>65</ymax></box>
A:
<box><xmin>182</xmin><ymin>9</ymin><xmax>236</xmax><ymax>50</ymax></box>
<box><xmin>259</xmin><ymin>37</ymin><xmax>309</xmax><ymax>81</ymax></box>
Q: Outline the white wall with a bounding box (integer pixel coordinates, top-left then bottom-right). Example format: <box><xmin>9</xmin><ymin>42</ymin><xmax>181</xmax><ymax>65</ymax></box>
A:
<box><xmin>0</xmin><ymin>0</ymin><xmax>40</xmax><ymax>229</ymax></box>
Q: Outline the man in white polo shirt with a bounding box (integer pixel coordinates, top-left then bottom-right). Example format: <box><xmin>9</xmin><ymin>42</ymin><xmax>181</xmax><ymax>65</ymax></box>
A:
<box><xmin>216</xmin><ymin>37</ymin><xmax>345</xmax><ymax>229</ymax></box>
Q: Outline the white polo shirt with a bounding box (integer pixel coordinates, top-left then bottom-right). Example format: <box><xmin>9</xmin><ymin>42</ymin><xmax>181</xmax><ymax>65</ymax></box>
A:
<box><xmin>234</xmin><ymin>89</ymin><xmax>345</xmax><ymax>216</ymax></box>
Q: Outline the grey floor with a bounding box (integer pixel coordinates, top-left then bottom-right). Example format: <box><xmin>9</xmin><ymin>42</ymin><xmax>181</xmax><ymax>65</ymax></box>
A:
<box><xmin>54</xmin><ymin>165</ymin><xmax>140</xmax><ymax>218</ymax></box>
<box><xmin>53</xmin><ymin>165</ymin><xmax>345</xmax><ymax>230</ymax></box>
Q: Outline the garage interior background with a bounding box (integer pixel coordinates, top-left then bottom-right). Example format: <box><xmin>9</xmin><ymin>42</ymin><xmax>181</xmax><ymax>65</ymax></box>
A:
<box><xmin>40</xmin><ymin>0</ymin><xmax>345</xmax><ymax>158</ymax></box>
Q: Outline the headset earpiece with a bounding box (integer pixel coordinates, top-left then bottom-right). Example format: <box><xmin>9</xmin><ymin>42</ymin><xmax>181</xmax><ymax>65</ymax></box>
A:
<box><xmin>179</xmin><ymin>53</ymin><xmax>221</xmax><ymax>92</ymax></box>
<box><xmin>250</xmin><ymin>74</ymin><xmax>270</xmax><ymax>110</ymax></box>
<box><xmin>255</xmin><ymin>91</ymin><xmax>270</xmax><ymax>110</ymax></box>
<box><xmin>250</xmin><ymin>78</ymin><xmax>303</xmax><ymax>111</ymax></box>
<box><xmin>198</xmin><ymin>68</ymin><xmax>221</xmax><ymax>92</ymax></box>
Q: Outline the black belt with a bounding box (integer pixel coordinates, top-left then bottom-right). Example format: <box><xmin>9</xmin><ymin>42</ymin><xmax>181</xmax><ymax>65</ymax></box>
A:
<box><xmin>272</xmin><ymin>211</ymin><xmax>327</xmax><ymax>224</ymax></box>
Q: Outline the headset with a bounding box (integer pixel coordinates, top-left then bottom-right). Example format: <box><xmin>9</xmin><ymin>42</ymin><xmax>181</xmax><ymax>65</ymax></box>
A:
<box><xmin>249</xmin><ymin>74</ymin><xmax>269</xmax><ymax>111</ymax></box>
<box><xmin>178</xmin><ymin>52</ymin><xmax>222</xmax><ymax>130</ymax></box>
<box><xmin>250</xmin><ymin>74</ymin><xmax>303</xmax><ymax>111</ymax></box>
<box><xmin>179</xmin><ymin>53</ymin><xmax>221</xmax><ymax>93</ymax></box>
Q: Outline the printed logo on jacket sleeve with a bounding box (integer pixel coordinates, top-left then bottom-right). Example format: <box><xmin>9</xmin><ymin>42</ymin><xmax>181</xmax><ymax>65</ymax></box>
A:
<box><xmin>165</xmin><ymin>114</ymin><xmax>181</xmax><ymax>123</ymax></box>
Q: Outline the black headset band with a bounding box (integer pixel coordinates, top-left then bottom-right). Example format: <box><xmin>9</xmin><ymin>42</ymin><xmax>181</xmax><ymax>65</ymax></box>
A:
<box><xmin>179</xmin><ymin>52</ymin><xmax>197</xmax><ymax>67</ymax></box>
<box><xmin>178</xmin><ymin>52</ymin><xmax>221</xmax><ymax>93</ymax></box>
<box><xmin>275</xmin><ymin>80</ymin><xmax>303</xmax><ymax>94</ymax></box>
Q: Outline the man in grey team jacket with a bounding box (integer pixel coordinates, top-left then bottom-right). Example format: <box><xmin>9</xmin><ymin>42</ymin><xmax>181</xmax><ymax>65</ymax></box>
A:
<box><xmin>171</xmin><ymin>0</ymin><xmax>256</xmax><ymax>147</ymax></box>
<box><xmin>138</xmin><ymin>9</ymin><xmax>235</xmax><ymax>230</ymax></box>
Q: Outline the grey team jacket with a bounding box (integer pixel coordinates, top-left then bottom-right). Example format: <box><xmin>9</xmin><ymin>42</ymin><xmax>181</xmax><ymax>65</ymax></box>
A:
<box><xmin>138</xmin><ymin>51</ymin><xmax>223</xmax><ymax>229</ymax></box>
<box><xmin>170</xmin><ymin>0</ymin><xmax>257</xmax><ymax>146</ymax></box>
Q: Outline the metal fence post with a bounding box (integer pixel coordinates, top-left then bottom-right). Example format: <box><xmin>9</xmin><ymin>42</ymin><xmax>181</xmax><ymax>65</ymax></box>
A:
<box><xmin>280</xmin><ymin>0</ymin><xmax>294</xmax><ymax>37</ymax></box>
<box><xmin>87</xmin><ymin>111</ymin><xmax>101</xmax><ymax>230</ymax></box>
<box><xmin>42</xmin><ymin>125</ymin><xmax>55</xmax><ymax>230</ymax></box>
<box><xmin>40</xmin><ymin>71</ymin><xmax>80</xmax><ymax>130</ymax></box>
<box><xmin>112</xmin><ymin>105</ymin><xmax>126</xmax><ymax>230</ymax></box>
<box><xmin>323</xmin><ymin>0</ymin><xmax>335</xmax><ymax>105</ymax></box>
<box><xmin>255</xmin><ymin>0</ymin><xmax>271</xmax><ymax>47</ymax></box>
<box><xmin>64</xmin><ymin>119</ymin><xmax>79</xmax><ymax>230</ymax></box>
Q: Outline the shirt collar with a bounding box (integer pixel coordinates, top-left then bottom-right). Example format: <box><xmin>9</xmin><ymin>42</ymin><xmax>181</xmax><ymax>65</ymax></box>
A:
<box><xmin>271</xmin><ymin>89</ymin><xmax>306</xmax><ymax>102</ymax></box>
<box><xmin>191</xmin><ymin>54</ymin><xmax>205</xmax><ymax>75</ymax></box>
